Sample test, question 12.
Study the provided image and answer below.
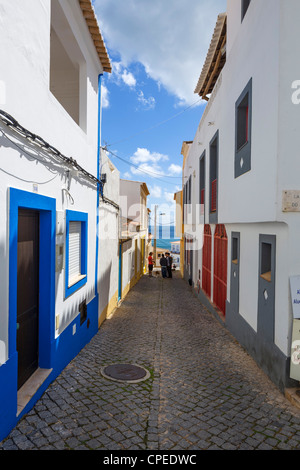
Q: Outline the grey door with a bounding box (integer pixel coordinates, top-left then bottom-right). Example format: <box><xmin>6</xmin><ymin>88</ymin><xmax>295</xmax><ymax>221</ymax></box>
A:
<box><xmin>230</xmin><ymin>232</ymin><xmax>240</xmax><ymax>315</ymax></box>
<box><xmin>257</xmin><ymin>235</ymin><xmax>276</xmax><ymax>344</ymax></box>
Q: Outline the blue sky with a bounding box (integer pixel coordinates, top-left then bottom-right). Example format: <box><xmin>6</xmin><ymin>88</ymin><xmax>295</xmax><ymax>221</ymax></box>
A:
<box><xmin>93</xmin><ymin>0</ymin><xmax>227</xmax><ymax>226</ymax></box>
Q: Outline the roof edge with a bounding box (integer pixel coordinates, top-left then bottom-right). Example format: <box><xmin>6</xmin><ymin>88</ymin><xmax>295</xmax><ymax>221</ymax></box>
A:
<box><xmin>194</xmin><ymin>12</ymin><xmax>227</xmax><ymax>98</ymax></box>
<box><xmin>79</xmin><ymin>0</ymin><xmax>111</xmax><ymax>73</ymax></box>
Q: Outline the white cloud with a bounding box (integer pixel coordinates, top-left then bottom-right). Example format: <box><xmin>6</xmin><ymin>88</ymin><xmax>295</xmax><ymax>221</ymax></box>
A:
<box><xmin>95</xmin><ymin>0</ymin><xmax>227</xmax><ymax>106</ymax></box>
<box><xmin>130</xmin><ymin>148</ymin><xmax>169</xmax><ymax>178</ymax></box>
<box><xmin>168</xmin><ymin>164</ymin><xmax>182</xmax><ymax>176</ymax></box>
<box><xmin>122</xmin><ymin>70</ymin><xmax>136</xmax><ymax>87</ymax></box>
<box><xmin>137</xmin><ymin>90</ymin><xmax>155</xmax><ymax>110</ymax></box>
<box><xmin>110</xmin><ymin>61</ymin><xmax>137</xmax><ymax>88</ymax></box>
<box><xmin>131</xmin><ymin>162</ymin><xmax>164</xmax><ymax>178</ymax></box>
<box><xmin>164</xmin><ymin>191</ymin><xmax>176</xmax><ymax>204</ymax></box>
<box><xmin>149</xmin><ymin>185</ymin><xmax>162</xmax><ymax>198</ymax></box>
<box><xmin>131</xmin><ymin>148</ymin><xmax>168</xmax><ymax>165</ymax></box>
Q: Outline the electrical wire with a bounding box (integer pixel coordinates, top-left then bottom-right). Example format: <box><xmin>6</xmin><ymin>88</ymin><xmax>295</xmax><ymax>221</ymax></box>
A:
<box><xmin>106</xmin><ymin>98</ymin><xmax>203</xmax><ymax>147</ymax></box>
<box><xmin>0</xmin><ymin>128</ymin><xmax>59</xmax><ymax>175</ymax></box>
<box><xmin>103</xmin><ymin>147</ymin><xmax>181</xmax><ymax>186</ymax></box>
<box><xmin>0</xmin><ymin>109</ymin><xmax>100</xmax><ymax>186</ymax></box>
<box><xmin>0</xmin><ymin>108</ymin><xmax>120</xmax><ymax>211</ymax></box>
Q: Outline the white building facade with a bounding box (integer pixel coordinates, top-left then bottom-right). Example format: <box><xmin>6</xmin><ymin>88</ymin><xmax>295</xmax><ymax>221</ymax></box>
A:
<box><xmin>0</xmin><ymin>0</ymin><xmax>117</xmax><ymax>441</ymax></box>
<box><xmin>119</xmin><ymin>180</ymin><xmax>151</xmax><ymax>300</ymax></box>
<box><xmin>181</xmin><ymin>0</ymin><xmax>300</xmax><ymax>393</ymax></box>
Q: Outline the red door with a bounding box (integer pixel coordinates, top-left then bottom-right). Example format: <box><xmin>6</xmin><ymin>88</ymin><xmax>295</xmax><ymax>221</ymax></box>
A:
<box><xmin>213</xmin><ymin>224</ymin><xmax>228</xmax><ymax>316</ymax></box>
<box><xmin>202</xmin><ymin>225</ymin><xmax>212</xmax><ymax>298</ymax></box>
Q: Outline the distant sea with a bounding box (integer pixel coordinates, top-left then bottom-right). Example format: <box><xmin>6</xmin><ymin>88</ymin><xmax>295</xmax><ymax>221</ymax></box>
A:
<box><xmin>150</xmin><ymin>225</ymin><xmax>179</xmax><ymax>251</ymax></box>
<box><xmin>152</xmin><ymin>238</ymin><xmax>180</xmax><ymax>250</ymax></box>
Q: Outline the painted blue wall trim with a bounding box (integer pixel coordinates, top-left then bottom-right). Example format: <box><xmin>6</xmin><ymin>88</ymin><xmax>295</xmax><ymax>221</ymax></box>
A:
<box><xmin>0</xmin><ymin>353</ymin><xmax>18</xmax><ymax>442</ymax></box>
<box><xmin>17</xmin><ymin>294</ymin><xmax>99</xmax><ymax>422</ymax></box>
<box><xmin>0</xmin><ymin>188</ymin><xmax>100</xmax><ymax>442</ymax></box>
<box><xmin>0</xmin><ymin>187</ymin><xmax>56</xmax><ymax>442</ymax></box>
<box><xmin>65</xmin><ymin>209</ymin><xmax>88</xmax><ymax>298</ymax></box>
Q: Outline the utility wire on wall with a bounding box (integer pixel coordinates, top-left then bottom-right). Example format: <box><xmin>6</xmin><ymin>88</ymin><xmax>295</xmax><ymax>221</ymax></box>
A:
<box><xmin>106</xmin><ymin>97</ymin><xmax>203</xmax><ymax>147</ymax></box>
<box><xmin>0</xmin><ymin>108</ymin><xmax>120</xmax><ymax>211</ymax></box>
<box><xmin>102</xmin><ymin>146</ymin><xmax>182</xmax><ymax>186</ymax></box>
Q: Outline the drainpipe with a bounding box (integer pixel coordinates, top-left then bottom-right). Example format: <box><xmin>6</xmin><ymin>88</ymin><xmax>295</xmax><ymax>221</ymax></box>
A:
<box><xmin>95</xmin><ymin>73</ymin><xmax>103</xmax><ymax>297</ymax></box>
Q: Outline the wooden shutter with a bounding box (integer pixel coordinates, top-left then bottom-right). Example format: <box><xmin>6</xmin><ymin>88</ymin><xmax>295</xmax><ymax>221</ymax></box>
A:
<box><xmin>69</xmin><ymin>221</ymin><xmax>81</xmax><ymax>284</ymax></box>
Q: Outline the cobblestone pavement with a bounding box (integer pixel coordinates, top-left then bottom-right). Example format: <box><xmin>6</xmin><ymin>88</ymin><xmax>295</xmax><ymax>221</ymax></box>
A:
<box><xmin>1</xmin><ymin>272</ymin><xmax>300</xmax><ymax>451</ymax></box>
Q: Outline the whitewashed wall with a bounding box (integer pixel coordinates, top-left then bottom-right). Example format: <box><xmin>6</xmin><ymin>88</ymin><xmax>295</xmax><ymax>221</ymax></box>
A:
<box><xmin>98</xmin><ymin>150</ymin><xmax>120</xmax><ymax>321</ymax></box>
<box><xmin>183</xmin><ymin>0</ymin><xmax>300</xmax><ymax>358</ymax></box>
<box><xmin>0</xmin><ymin>0</ymin><xmax>104</xmax><ymax>360</ymax></box>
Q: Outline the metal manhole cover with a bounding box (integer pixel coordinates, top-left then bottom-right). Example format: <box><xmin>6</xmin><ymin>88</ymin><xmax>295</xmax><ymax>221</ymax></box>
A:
<box><xmin>101</xmin><ymin>363</ymin><xmax>150</xmax><ymax>383</ymax></box>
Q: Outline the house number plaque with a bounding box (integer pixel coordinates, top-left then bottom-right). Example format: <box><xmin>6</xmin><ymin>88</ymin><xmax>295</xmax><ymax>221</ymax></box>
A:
<box><xmin>282</xmin><ymin>190</ymin><xmax>300</xmax><ymax>212</ymax></box>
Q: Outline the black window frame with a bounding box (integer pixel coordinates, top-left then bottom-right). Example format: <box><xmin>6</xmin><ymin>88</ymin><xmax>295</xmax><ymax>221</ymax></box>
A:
<box><xmin>199</xmin><ymin>150</ymin><xmax>206</xmax><ymax>221</ymax></box>
<box><xmin>209</xmin><ymin>130</ymin><xmax>219</xmax><ymax>224</ymax></box>
<box><xmin>241</xmin><ymin>0</ymin><xmax>251</xmax><ymax>21</ymax></box>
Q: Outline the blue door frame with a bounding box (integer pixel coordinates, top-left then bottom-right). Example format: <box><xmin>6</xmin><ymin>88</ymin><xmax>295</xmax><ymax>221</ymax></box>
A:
<box><xmin>9</xmin><ymin>188</ymin><xmax>56</xmax><ymax>369</ymax></box>
<box><xmin>0</xmin><ymin>188</ymin><xmax>56</xmax><ymax>441</ymax></box>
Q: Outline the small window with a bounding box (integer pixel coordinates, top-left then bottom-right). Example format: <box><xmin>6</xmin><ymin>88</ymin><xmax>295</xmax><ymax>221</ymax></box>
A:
<box><xmin>235</xmin><ymin>79</ymin><xmax>252</xmax><ymax>178</ymax></box>
<box><xmin>237</xmin><ymin>93</ymin><xmax>249</xmax><ymax>151</ymax></box>
<box><xmin>69</xmin><ymin>221</ymin><xmax>82</xmax><ymax>285</ymax></box>
<box><xmin>188</xmin><ymin>175</ymin><xmax>192</xmax><ymax>213</ymax></box>
<box><xmin>199</xmin><ymin>152</ymin><xmax>205</xmax><ymax>216</ymax></box>
<box><xmin>241</xmin><ymin>0</ymin><xmax>251</xmax><ymax>21</ymax></box>
<box><xmin>65</xmin><ymin>210</ymin><xmax>88</xmax><ymax>298</ymax></box>
<box><xmin>232</xmin><ymin>237</ymin><xmax>238</xmax><ymax>264</ymax></box>
<box><xmin>260</xmin><ymin>242</ymin><xmax>272</xmax><ymax>282</ymax></box>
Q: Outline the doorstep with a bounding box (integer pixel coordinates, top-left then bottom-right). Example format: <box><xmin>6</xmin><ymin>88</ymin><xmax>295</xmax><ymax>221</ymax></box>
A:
<box><xmin>17</xmin><ymin>368</ymin><xmax>52</xmax><ymax>416</ymax></box>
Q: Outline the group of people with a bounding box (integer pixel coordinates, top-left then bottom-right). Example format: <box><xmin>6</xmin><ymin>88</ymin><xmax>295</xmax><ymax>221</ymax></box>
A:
<box><xmin>148</xmin><ymin>252</ymin><xmax>173</xmax><ymax>279</ymax></box>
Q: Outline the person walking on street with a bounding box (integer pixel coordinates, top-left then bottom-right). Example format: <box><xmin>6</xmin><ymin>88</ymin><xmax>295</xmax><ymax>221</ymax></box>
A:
<box><xmin>160</xmin><ymin>253</ymin><xmax>167</xmax><ymax>278</ymax></box>
<box><xmin>148</xmin><ymin>252</ymin><xmax>154</xmax><ymax>277</ymax></box>
<box><xmin>166</xmin><ymin>252</ymin><xmax>173</xmax><ymax>278</ymax></box>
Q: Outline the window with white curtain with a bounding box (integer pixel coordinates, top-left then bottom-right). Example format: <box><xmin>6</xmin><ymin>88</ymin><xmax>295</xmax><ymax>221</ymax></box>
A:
<box><xmin>68</xmin><ymin>221</ymin><xmax>82</xmax><ymax>286</ymax></box>
<box><xmin>65</xmin><ymin>210</ymin><xmax>88</xmax><ymax>297</ymax></box>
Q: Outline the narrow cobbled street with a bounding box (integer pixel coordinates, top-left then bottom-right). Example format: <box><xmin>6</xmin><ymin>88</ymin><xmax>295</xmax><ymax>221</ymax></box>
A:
<box><xmin>1</xmin><ymin>272</ymin><xmax>300</xmax><ymax>451</ymax></box>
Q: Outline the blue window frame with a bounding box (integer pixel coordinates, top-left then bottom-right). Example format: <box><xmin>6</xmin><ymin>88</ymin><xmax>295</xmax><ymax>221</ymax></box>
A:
<box><xmin>65</xmin><ymin>210</ymin><xmax>88</xmax><ymax>298</ymax></box>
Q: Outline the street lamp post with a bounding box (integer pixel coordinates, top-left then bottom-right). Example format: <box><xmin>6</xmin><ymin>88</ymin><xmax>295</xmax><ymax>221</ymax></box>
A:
<box><xmin>154</xmin><ymin>207</ymin><xmax>166</xmax><ymax>266</ymax></box>
<box><xmin>154</xmin><ymin>205</ymin><xmax>157</xmax><ymax>266</ymax></box>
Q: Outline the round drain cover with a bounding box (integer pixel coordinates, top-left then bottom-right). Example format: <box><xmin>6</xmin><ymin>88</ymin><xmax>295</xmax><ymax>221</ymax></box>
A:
<box><xmin>101</xmin><ymin>364</ymin><xmax>150</xmax><ymax>383</ymax></box>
